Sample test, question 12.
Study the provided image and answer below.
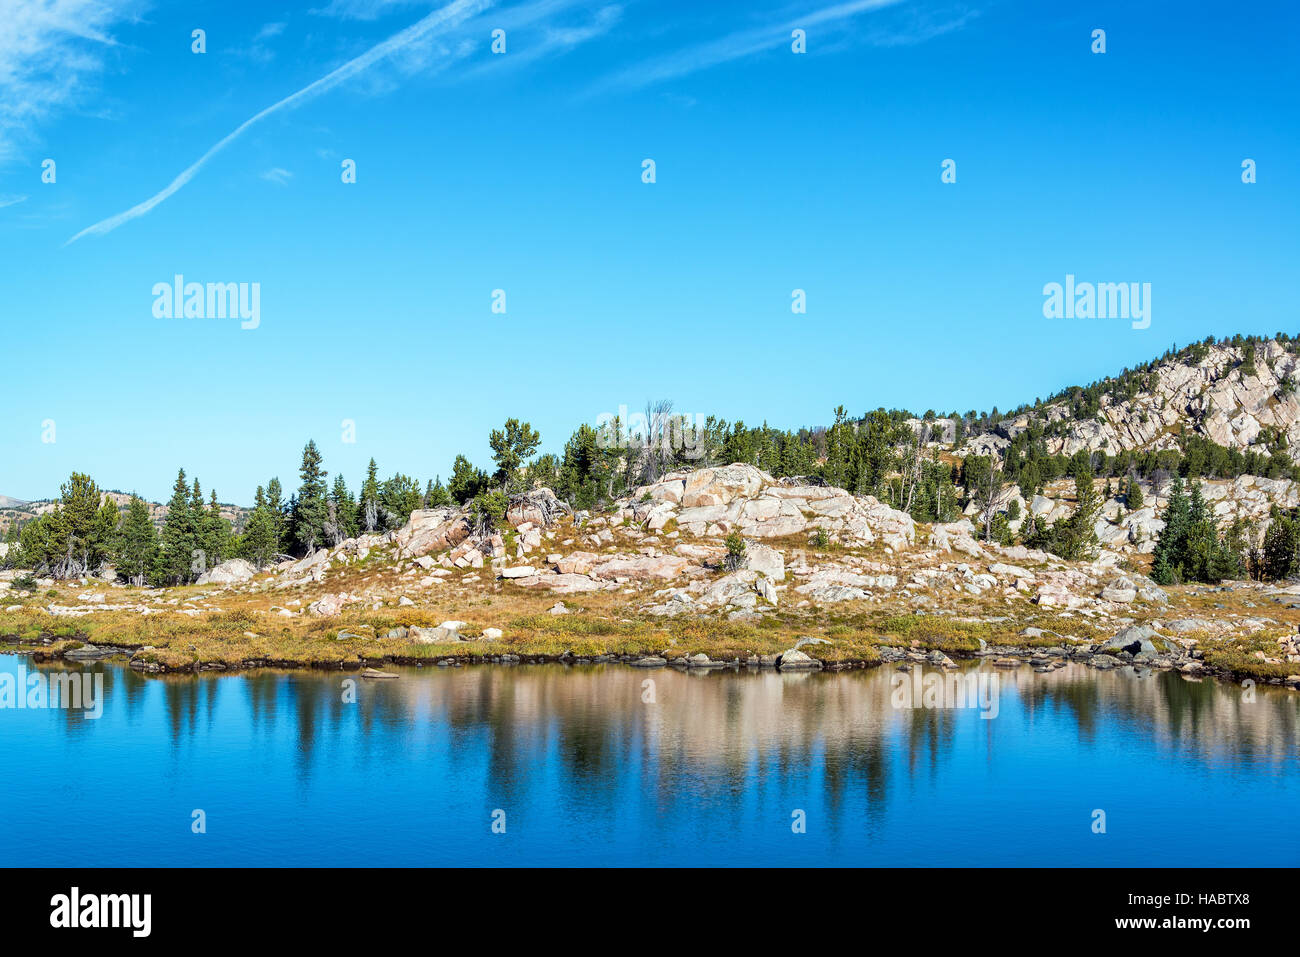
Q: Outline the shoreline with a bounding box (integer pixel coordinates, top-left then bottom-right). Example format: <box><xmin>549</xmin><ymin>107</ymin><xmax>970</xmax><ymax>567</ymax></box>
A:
<box><xmin>6</xmin><ymin>632</ymin><xmax>1292</xmax><ymax>689</ymax></box>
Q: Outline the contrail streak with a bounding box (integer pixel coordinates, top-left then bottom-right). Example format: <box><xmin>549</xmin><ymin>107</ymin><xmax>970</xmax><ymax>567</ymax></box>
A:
<box><xmin>66</xmin><ymin>0</ymin><xmax>494</xmax><ymax>245</ymax></box>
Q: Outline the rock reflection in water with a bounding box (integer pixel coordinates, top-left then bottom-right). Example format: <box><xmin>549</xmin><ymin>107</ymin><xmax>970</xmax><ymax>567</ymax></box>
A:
<box><xmin>3</xmin><ymin>655</ymin><xmax>1297</xmax><ymax>866</ymax></box>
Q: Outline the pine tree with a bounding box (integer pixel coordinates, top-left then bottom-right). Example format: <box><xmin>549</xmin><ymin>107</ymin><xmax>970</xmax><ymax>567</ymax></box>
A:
<box><xmin>265</xmin><ymin>477</ymin><xmax>287</xmax><ymax>554</ymax></box>
<box><xmin>188</xmin><ymin>478</ymin><xmax>211</xmax><ymax>576</ymax></box>
<box><xmin>822</xmin><ymin>406</ymin><xmax>852</xmax><ymax>490</ymax></box>
<box><xmin>489</xmin><ymin>418</ymin><xmax>541</xmax><ymax>492</ymax></box>
<box><xmin>358</xmin><ymin>459</ymin><xmax>381</xmax><ymax>533</ymax></box>
<box><xmin>1241</xmin><ymin>340</ymin><xmax>1257</xmax><ymax>377</ymax></box>
<box><xmin>329</xmin><ymin>474</ymin><xmax>359</xmax><ymax>543</ymax></box>
<box><xmin>17</xmin><ymin>513</ymin><xmax>56</xmax><ymax>573</ymax></box>
<box><xmin>448</xmin><ymin>455</ymin><xmax>489</xmax><ymax>505</ymax></box>
<box><xmin>1182</xmin><ymin>482</ymin><xmax>1218</xmax><ymax>582</ymax></box>
<box><xmin>1053</xmin><ymin>463</ymin><xmax>1101</xmax><ymax>560</ymax></box>
<box><xmin>557</xmin><ymin>424</ymin><xmax>622</xmax><ymax>509</ymax></box>
<box><xmin>242</xmin><ymin>486</ymin><xmax>278</xmax><ymax>569</ymax></box>
<box><xmin>1018</xmin><ymin>462</ymin><xmax>1039</xmax><ymax>501</ymax></box>
<box><xmin>1261</xmin><ymin>509</ymin><xmax>1298</xmax><ymax>581</ymax></box>
<box><xmin>425</xmin><ymin>476</ymin><xmax>451</xmax><ymax>508</ymax></box>
<box><xmin>22</xmin><ymin>474</ymin><xmax>121</xmax><ymax>578</ymax></box>
<box><xmin>1</xmin><ymin>523</ymin><xmax>18</xmax><ymax>569</ymax></box>
<box><xmin>116</xmin><ymin>494</ymin><xmax>159</xmax><ymax>586</ymax></box>
<box><xmin>158</xmin><ymin>469</ymin><xmax>197</xmax><ymax>584</ymax></box>
<box><xmin>1150</xmin><ymin>476</ymin><xmax>1190</xmax><ymax>584</ymax></box>
<box><xmin>201</xmin><ymin>490</ymin><xmax>232</xmax><ymax>568</ymax></box>
<box><xmin>1126</xmin><ymin>474</ymin><xmax>1144</xmax><ymax>510</ymax></box>
<box><xmin>292</xmin><ymin>440</ymin><xmax>329</xmax><ymax>553</ymax></box>
<box><xmin>54</xmin><ymin>473</ymin><xmax>112</xmax><ymax>576</ymax></box>
<box><xmin>1150</xmin><ymin>547</ymin><xmax>1174</xmax><ymax>586</ymax></box>
<box><xmin>92</xmin><ymin>496</ymin><xmax>121</xmax><ymax>573</ymax></box>
<box><xmin>379</xmin><ymin>473</ymin><xmax>423</xmax><ymax>528</ymax></box>
<box><xmin>1206</xmin><ymin>537</ymin><xmax>1243</xmax><ymax>583</ymax></box>
<box><xmin>780</xmin><ymin>432</ymin><xmax>816</xmax><ymax>478</ymax></box>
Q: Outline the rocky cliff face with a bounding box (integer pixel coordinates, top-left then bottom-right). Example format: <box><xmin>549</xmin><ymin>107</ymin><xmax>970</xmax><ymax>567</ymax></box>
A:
<box><xmin>964</xmin><ymin>339</ymin><xmax>1300</xmax><ymax>458</ymax></box>
<box><xmin>964</xmin><ymin>473</ymin><xmax>1300</xmax><ymax>555</ymax></box>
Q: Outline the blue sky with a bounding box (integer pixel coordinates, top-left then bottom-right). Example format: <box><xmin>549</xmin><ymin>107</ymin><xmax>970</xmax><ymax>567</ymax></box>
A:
<box><xmin>1</xmin><ymin>0</ymin><xmax>1297</xmax><ymax>504</ymax></box>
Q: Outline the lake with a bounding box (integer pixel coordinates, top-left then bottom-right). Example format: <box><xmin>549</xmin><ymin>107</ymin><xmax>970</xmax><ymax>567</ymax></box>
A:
<box><xmin>1</xmin><ymin>652</ymin><xmax>1297</xmax><ymax>866</ymax></box>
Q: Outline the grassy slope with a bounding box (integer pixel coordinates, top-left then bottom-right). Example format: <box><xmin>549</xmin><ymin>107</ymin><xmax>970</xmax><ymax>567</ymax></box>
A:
<box><xmin>4</xmin><ymin>511</ymin><xmax>1296</xmax><ymax>682</ymax></box>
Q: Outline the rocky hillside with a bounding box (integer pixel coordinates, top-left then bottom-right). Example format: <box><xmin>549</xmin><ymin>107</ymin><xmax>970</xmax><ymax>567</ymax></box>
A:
<box><xmin>10</xmin><ymin>462</ymin><xmax>1299</xmax><ymax>688</ymax></box>
<box><xmin>964</xmin><ymin>338</ymin><xmax>1300</xmax><ymax>458</ymax></box>
<box><xmin>9</xmin><ymin>338</ymin><xmax>1300</xmax><ymax>689</ymax></box>
<box><xmin>0</xmin><ymin>491</ymin><xmax>248</xmax><ymax>535</ymax></box>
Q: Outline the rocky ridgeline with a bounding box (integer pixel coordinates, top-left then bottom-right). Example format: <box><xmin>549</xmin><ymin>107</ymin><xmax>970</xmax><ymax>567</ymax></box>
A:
<box><xmin>0</xmin><ymin>490</ymin><xmax>247</xmax><ymax>533</ymax></box>
<box><xmin>965</xmin><ymin>339</ymin><xmax>1300</xmax><ymax>458</ymax></box>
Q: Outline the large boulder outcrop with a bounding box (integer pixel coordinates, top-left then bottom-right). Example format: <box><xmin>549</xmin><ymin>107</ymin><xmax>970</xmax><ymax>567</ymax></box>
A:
<box><xmin>394</xmin><ymin>508</ymin><xmax>472</xmax><ymax>558</ymax></box>
<box><xmin>195</xmin><ymin>558</ymin><xmax>257</xmax><ymax>585</ymax></box>
<box><xmin>1104</xmin><ymin>624</ymin><xmax>1163</xmax><ymax>655</ymax></box>
<box><xmin>632</xmin><ymin>466</ymin><xmax>915</xmax><ymax>548</ymax></box>
<box><xmin>308</xmin><ymin>592</ymin><xmax>356</xmax><ymax>617</ymax></box>
<box><xmin>506</xmin><ymin>488</ymin><xmax>572</xmax><ymax>528</ymax></box>
<box><xmin>588</xmin><ymin>555</ymin><xmax>695</xmax><ymax>581</ymax></box>
<box><xmin>743</xmin><ymin>542</ymin><xmax>785</xmax><ymax>581</ymax></box>
<box><xmin>929</xmin><ymin>520</ymin><xmax>983</xmax><ymax>557</ymax></box>
<box><xmin>510</xmin><ymin>572</ymin><xmax>607</xmax><ymax>594</ymax></box>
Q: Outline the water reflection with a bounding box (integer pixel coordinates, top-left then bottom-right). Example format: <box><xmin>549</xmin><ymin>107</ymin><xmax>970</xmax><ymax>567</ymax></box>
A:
<box><xmin>3</xmin><ymin>654</ymin><xmax>1298</xmax><ymax>866</ymax></box>
<box><xmin>19</xmin><ymin>657</ymin><xmax>1300</xmax><ymax>783</ymax></box>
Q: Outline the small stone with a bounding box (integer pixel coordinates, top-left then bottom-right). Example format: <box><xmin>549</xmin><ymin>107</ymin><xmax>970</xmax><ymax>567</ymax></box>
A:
<box><xmin>777</xmin><ymin>648</ymin><xmax>822</xmax><ymax>671</ymax></box>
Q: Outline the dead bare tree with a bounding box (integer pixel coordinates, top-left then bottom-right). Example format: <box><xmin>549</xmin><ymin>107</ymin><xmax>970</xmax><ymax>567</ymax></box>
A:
<box><xmin>981</xmin><ymin>462</ymin><xmax>1004</xmax><ymax>541</ymax></box>
<box><xmin>900</xmin><ymin>421</ymin><xmax>930</xmax><ymax>515</ymax></box>
<box><xmin>1151</xmin><ymin>467</ymin><xmax>1170</xmax><ymax>508</ymax></box>
<box><xmin>642</xmin><ymin>398</ymin><xmax>674</xmax><ymax>485</ymax></box>
<box><xmin>324</xmin><ymin>501</ymin><xmax>344</xmax><ymax>548</ymax></box>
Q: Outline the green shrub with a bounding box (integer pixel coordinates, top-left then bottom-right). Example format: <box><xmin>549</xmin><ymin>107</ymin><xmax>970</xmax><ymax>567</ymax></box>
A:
<box><xmin>470</xmin><ymin>490</ymin><xmax>509</xmax><ymax>534</ymax></box>
<box><xmin>724</xmin><ymin>531</ymin><xmax>746</xmax><ymax>571</ymax></box>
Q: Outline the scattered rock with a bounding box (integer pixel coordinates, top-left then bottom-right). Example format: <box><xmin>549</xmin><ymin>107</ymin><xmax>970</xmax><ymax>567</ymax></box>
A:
<box><xmin>195</xmin><ymin>558</ymin><xmax>257</xmax><ymax>586</ymax></box>
<box><xmin>777</xmin><ymin>648</ymin><xmax>822</xmax><ymax>671</ymax></box>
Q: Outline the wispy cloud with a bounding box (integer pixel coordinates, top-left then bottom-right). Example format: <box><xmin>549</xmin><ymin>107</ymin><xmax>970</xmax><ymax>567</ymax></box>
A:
<box><xmin>455</xmin><ymin>3</ymin><xmax>622</xmax><ymax>81</ymax></box>
<box><xmin>0</xmin><ymin>0</ymin><xmax>145</xmax><ymax>162</ymax></box>
<box><xmin>237</xmin><ymin>21</ymin><xmax>289</xmax><ymax>63</ymax></box>
<box><xmin>311</xmin><ymin>0</ymin><xmax>428</xmax><ymax>21</ymax></box>
<box><xmin>260</xmin><ymin>167</ymin><xmax>294</xmax><ymax>185</ymax></box>
<box><xmin>862</xmin><ymin>4</ymin><xmax>979</xmax><ymax>46</ymax></box>
<box><xmin>385</xmin><ymin>0</ymin><xmax>615</xmax><ymax>85</ymax></box>
<box><xmin>66</xmin><ymin>0</ymin><xmax>496</xmax><ymax>244</ymax></box>
<box><xmin>0</xmin><ymin>194</ymin><xmax>29</xmax><ymax>209</ymax></box>
<box><xmin>595</xmin><ymin>0</ymin><xmax>906</xmax><ymax>92</ymax></box>
<box><xmin>256</xmin><ymin>22</ymin><xmax>288</xmax><ymax>41</ymax></box>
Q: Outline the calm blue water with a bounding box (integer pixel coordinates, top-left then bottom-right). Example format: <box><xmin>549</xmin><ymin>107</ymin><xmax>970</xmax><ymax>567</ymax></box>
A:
<box><xmin>1</xmin><ymin>652</ymin><xmax>1297</xmax><ymax>866</ymax></box>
